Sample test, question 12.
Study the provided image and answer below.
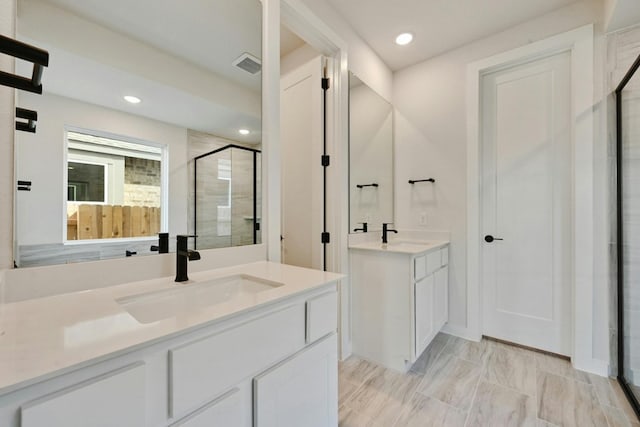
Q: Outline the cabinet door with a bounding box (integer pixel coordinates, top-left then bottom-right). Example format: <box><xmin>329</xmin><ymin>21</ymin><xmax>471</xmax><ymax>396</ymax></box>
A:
<box><xmin>254</xmin><ymin>334</ymin><xmax>338</xmax><ymax>427</ymax></box>
<box><xmin>415</xmin><ymin>275</ymin><xmax>434</xmax><ymax>358</ymax></box>
<box><xmin>434</xmin><ymin>267</ymin><xmax>449</xmax><ymax>329</ymax></box>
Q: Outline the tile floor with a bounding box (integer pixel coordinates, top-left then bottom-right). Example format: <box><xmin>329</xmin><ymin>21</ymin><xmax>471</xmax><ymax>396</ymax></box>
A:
<box><xmin>338</xmin><ymin>333</ymin><xmax>640</xmax><ymax>427</ymax></box>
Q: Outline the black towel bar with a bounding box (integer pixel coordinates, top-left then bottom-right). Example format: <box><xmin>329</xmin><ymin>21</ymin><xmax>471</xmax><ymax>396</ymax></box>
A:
<box><xmin>0</xmin><ymin>35</ymin><xmax>49</xmax><ymax>94</ymax></box>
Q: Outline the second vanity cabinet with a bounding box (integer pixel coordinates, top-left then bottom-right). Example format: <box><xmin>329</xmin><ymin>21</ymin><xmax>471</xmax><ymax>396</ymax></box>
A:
<box><xmin>350</xmin><ymin>242</ymin><xmax>449</xmax><ymax>372</ymax></box>
<box><xmin>0</xmin><ymin>283</ymin><xmax>338</xmax><ymax>427</ymax></box>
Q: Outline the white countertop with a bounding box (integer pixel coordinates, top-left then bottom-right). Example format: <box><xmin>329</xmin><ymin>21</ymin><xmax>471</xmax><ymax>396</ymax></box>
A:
<box><xmin>0</xmin><ymin>261</ymin><xmax>343</xmax><ymax>395</ymax></box>
<box><xmin>348</xmin><ymin>239</ymin><xmax>449</xmax><ymax>255</ymax></box>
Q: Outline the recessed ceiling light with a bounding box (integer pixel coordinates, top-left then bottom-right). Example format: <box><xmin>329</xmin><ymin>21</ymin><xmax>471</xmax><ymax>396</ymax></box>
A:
<box><xmin>238</xmin><ymin>129</ymin><xmax>250</xmax><ymax>135</ymax></box>
<box><xmin>124</xmin><ymin>95</ymin><xmax>141</xmax><ymax>104</ymax></box>
<box><xmin>395</xmin><ymin>33</ymin><xmax>413</xmax><ymax>46</ymax></box>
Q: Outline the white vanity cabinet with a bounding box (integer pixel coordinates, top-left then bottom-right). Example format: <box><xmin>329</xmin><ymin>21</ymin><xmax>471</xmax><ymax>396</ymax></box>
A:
<box><xmin>350</xmin><ymin>243</ymin><xmax>449</xmax><ymax>372</ymax></box>
<box><xmin>0</xmin><ymin>286</ymin><xmax>339</xmax><ymax>427</ymax></box>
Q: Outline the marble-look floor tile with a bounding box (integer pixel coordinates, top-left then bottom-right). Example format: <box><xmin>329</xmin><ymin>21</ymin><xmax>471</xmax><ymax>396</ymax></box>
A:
<box><xmin>417</xmin><ymin>352</ymin><xmax>482</xmax><ymax>410</ymax></box>
<box><xmin>484</xmin><ymin>345</ymin><xmax>537</xmax><ymax>396</ymax></box>
<box><xmin>434</xmin><ymin>332</ymin><xmax>453</xmax><ymax>345</ymax></box>
<box><xmin>339</xmin><ymin>376</ymin><xmax>360</xmax><ymax>403</ymax></box>
<box><xmin>536</xmin><ymin>420</ymin><xmax>559</xmax><ymax>427</ymax></box>
<box><xmin>466</xmin><ymin>381</ymin><xmax>537</xmax><ymax>427</ymax></box>
<box><xmin>589</xmin><ymin>373</ymin><xmax>622</xmax><ymax>407</ymax></box>
<box><xmin>339</xmin><ymin>356</ymin><xmax>384</xmax><ymax>385</ymax></box>
<box><xmin>603</xmin><ymin>404</ymin><xmax>640</xmax><ymax>427</ymax></box>
<box><xmin>339</xmin><ymin>405</ymin><xmax>379</xmax><ymax>427</ymax></box>
<box><xmin>537</xmin><ymin>371</ymin><xmax>608</xmax><ymax>427</ymax></box>
<box><xmin>442</xmin><ymin>336</ymin><xmax>492</xmax><ymax>365</ymax></box>
<box><xmin>393</xmin><ymin>392</ymin><xmax>467</xmax><ymax>427</ymax></box>
<box><xmin>611</xmin><ymin>380</ymin><xmax>640</xmax><ymax>422</ymax></box>
<box><xmin>534</xmin><ymin>352</ymin><xmax>592</xmax><ymax>384</ymax></box>
<box><xmin>411</xmin><ymin>334</ymin><xmax>449</xmax><ymax>375</ymax></box>
<box><xmin>346</xmin><ymin>367</ymin><xmax>422</xmax><ymax>426</ymax></box>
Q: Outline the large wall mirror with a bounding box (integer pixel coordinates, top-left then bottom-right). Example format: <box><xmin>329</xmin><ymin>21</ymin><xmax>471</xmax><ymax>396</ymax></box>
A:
<box><xmin>14</xmin><ymin>0</ymin><xmax>262</xmax><ymax>267</ymax></box>
<box><xmin>349</xmin><ymin>72</ymin><xmax>393</xmax><ymax>232</ymax></box>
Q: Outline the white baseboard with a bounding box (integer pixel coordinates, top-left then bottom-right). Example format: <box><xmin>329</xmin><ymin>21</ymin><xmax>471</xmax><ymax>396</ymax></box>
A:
<box><xmin>441</xmin><ymin>323</ymin><xmax>611</xmax><ymax>377</ymax></box>
<box><xmin>441</xmin><ymin>323</ymin><xmax>482</xmax><ymax>342</ymax></box>
<box><xmin>573</xmin><ymin>357</ymin><xmax>610</xmax><ymax>377</ymax></box>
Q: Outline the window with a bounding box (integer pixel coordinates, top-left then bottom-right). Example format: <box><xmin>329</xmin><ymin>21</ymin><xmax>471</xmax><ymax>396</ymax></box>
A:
<box><xmin>67</xmin><ymin>161</ymin><xmax>107</xmax><ymax>202</ymax></box>
<box><xmin>65</xmin><ymin>130</ymin><xmax>166</xmax><ymax>241</ymax></box>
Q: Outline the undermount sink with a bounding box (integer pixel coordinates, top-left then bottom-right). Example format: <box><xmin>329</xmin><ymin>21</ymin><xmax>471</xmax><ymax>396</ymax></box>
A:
<box><xmin>116</xmin><ymin>274</ymin><xmax>284</xmax><ymax>324</ymax></box>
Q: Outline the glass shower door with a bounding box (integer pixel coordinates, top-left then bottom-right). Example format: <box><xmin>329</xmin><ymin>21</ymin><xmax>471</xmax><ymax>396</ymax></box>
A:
<box><xmin>193</xmin><ymin>145</ymin><xmax>261</xmax><ymax>250</ymax></box>
<box><xmin>618</xmin><ymin>53</ymin><xmax>640</xmax><ymax>418</ymax></box>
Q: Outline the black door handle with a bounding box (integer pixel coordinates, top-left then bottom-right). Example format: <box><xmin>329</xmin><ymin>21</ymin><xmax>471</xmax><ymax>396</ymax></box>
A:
<box><xmin>484</xmin><ymin>235</ymin><xmax>504</xmax><ymax>243</ymax></box>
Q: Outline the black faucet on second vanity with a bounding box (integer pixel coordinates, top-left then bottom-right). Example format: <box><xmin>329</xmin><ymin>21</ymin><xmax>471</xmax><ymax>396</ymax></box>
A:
<box><xmin>175</xmin><ymin>235</ymin><xmax>201</xmax><ymax>282</ymax></box>
<box><xmin>354</xmin><ymin>222</ymin><xmax>368</xmax><ymax>233</ymax></box>
<box><xmin>382</xmin><ymin>223</ymin><xmax>398</xmax><ymax>244</ymax></box>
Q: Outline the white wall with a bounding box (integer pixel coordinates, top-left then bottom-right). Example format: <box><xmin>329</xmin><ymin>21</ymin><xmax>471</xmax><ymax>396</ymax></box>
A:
<box><xmin>281</xmin><ymin>43</ymin><xmax>321</xmax><ymax>76</ymax></box>
<box><xmin>297</xmin><ymin>0</ymin><xmax>392</xmax><ymax>102</ymax></box>
<box><xmin>0</xmin><ymin>0</ymin><xmax>16</xmax><ymax>270</ymax></box>
<box><xmin>15</xmin><ymin>92</ymin><xmax>188</xmax><ymax>246</ymax></box>
<box><xmin>349</xmin><ymin>82</ymin><xmax>393</xmax><ymax>230</ymax></box>
<box><xmin>393</xmin><ymin>0</ymin><xmax>610</xmax><ymax>362</ymax></box>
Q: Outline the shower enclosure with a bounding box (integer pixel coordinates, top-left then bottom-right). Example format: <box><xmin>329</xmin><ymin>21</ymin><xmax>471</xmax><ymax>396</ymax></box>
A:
<box><xmin>617</xmin><ymin>53</ymin><xmax>640</xmax><ymax>419</ymax></box>
<box><xmin>193</xmin><ymin>144</ymin><xmax>261</xmax><ymax>250</ymax></box>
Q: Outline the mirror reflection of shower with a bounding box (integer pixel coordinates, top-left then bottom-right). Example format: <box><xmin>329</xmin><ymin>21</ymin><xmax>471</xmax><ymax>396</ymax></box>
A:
<box><xmin>191</xmin><ymin>144</ymin><xmax>261</xmax><ymax>250</ymax></box>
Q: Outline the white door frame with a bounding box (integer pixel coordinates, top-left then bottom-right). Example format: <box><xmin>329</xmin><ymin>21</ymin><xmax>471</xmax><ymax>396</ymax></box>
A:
<box><xmin>466</xmin><ymin>24</ymin><xmax>604</xmax><ymax>374</ymax></box>
<box><xmin>279</xmin><ymin>0</ymin><xmax>351</xmax><ymax>358</ymax></box>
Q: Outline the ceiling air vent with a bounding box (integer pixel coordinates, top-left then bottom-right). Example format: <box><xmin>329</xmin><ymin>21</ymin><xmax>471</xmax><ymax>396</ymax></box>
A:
<box><xmin>233</xmin><ymin>52</ymin><xmax>262</xmax><ymax>75</ymax></box>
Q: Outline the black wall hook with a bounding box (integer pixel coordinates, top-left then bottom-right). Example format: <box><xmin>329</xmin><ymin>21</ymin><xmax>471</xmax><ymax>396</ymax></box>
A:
<box><xmin>15</xmin><ymin>107</ymin><xmax>37</xmax><ymax>133</ymax></box>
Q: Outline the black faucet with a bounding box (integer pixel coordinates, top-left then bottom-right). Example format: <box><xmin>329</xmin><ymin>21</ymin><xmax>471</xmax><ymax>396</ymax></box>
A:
<box><xmin>354</xmin><ymin>222</ymin><xmax>368</xmax><ymax>233</ymax></box>
<box><xmin>150</xmin><ymin>232</ymin><xmax>169</xmax><ymax>254</ymax></box>
<box><xmin>175</xmin><ymin>235</ymin><xmax>200</xmax><ymax>282</ymax></box>
<box><xmin>382</xmin><ymin>223</ymin><xmax>398</xmax><ymax>244</ymax></box>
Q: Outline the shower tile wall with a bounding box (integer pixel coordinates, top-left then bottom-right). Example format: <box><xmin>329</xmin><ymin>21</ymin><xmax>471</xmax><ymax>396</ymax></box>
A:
<box><xmin>609</xmin><ymin>24</ymin><xmax>640</xmax><ymax>383</ymax></box>
<box><xmin>187</xmin><ymin>130</ymin><xmax>261</xmax><ymax>250</ymax></box>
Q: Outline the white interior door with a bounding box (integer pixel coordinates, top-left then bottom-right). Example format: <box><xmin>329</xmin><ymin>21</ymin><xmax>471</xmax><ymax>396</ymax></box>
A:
<box><xmin>280</xmin><ymin>56</ymin><xmax>324</xmax><ymax>269</ymax></box>
<box><xmin>481</xmin><ymin>51</ymin><xmax>572</xmax><ymax>356</ymax></box>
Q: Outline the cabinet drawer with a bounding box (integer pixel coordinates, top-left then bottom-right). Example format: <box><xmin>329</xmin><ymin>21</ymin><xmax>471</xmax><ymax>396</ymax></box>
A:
<box><xmin>306</xmin><ymin>291</ymin><xmax>338</xmax><ymax>343</ymax></box>
<box><xmin>441</xmin><ymin>247</ymin><xmax>449</xmax><ymax>266</ymax></box>
<box><xmin>171</xmin><ymin>388</ymin><xmax>245</xmax><ymax>427</ymax></box>
<box><xmin>169</xmin><ymin>304</ymin><xmax>305</xmax><ymax>417</ymax></box>
<box><xmin>21</xmin><ymin>363</ymin><xmax>146</xmax><ymax>427</ymax></box>
<box><xmin>414</xmin><ymin>255</ymin><xmax>427</xmax><ymax>281</ymax></box>
<box><xmin>426</xmin><ymin>250</ymin><xmax>441</xmax><ymax>275</ymax></box>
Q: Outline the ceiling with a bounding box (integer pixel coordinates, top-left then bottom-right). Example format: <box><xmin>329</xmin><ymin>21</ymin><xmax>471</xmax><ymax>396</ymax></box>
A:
<box><xmin>326</xmin><ymin>0</ymin><xmax>585</xmax><ymax>70</ymax></box>
<box><xmin>18</xmin><ymin>0</ymin><xmax>262</xmax><ymax>142</ymax></box>
<box><xmin>281</xmin><ymin>25</ymin><xmax>306</xmax><ymax>57</ymax></box>
<box><xmin>42</xmin><ymin>0</ymin><xmax>263</xmax><ymax>90</ymax></box>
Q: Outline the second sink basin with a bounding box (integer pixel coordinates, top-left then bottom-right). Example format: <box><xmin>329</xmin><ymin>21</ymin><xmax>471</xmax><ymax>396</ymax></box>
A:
<box><xmin>116</xmin><ymin>274</ymin><xmax>284</xmax><ymax>324</ymax></box>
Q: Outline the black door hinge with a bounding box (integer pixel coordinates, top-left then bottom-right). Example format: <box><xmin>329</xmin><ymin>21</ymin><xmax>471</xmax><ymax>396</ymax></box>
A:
<box><xmin>321</xmin><ymin>77</ymin><xmax>330</xmax><ymax>90</ymax></box>
<box><xmin>321</xmin><ymin>155</ymin><xmax>330</xmax><ymax>167</ymax></box>
<box><xmin>321</xmin><ymin>232</ymin><xmax>330</xmax><ymax>244</ymax></box>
